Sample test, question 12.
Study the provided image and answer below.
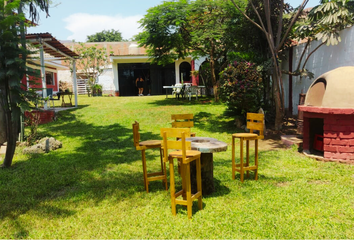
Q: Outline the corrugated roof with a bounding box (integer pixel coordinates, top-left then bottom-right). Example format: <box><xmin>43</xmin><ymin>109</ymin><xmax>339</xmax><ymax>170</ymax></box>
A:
<box><xmin>26</xmin><ymin>33</ymin><xmax>79</xmax><ymax>59</ymax></box>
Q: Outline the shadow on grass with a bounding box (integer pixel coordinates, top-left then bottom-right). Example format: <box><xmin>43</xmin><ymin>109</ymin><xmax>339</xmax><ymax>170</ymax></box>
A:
<box><xmin>194</xmin><ymin>111</ymin><xmax>237</xmax><ymax>134</ymax></box>
<box><xmin>148</xmin><ymin>96</ymin><xmax>218</xmax><ymax>107</ymax></box>
<box><xmin>205</xmin><ymin>178</ymin><xmax>231</xmax><ymax>198</ymax></box>
<box><xmin>0</xmin><ymin>108</ymin><xmax>165</xmax><ymax>225</ymax></box>
<box><xmin>148</xmin><ymin>96</ymin><xmax>239</xmax><ymax>135</ymax></box>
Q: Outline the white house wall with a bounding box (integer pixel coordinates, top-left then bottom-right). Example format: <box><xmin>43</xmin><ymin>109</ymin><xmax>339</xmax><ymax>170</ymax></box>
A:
<box><xmin>283</xmin><ymin>26</ymin><xmax>354</xmax><ymax>115</ymax></box>
<box><xmin>193</xmin><ymin>57</ymin><xmax>207</xmax><ymax>71</ymax></box>
<box><xmin>57</xmin><ymin>70</ymin><xmax>72</xmax><ymax>83</ymax></box>
<box><xmin>58</xmin><ymin>67</ymin><xmax>114</xmax><ymax>93</ymax></box>
<box><xmin>97</xmin><ymin>68</ymin><xmax>114</xmax><ymax>94</ymax></box>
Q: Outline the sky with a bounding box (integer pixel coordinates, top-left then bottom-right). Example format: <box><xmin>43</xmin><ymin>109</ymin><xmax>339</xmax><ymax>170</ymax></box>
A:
<box><xmin>27</xmin><ymin>0</ymin><xmax>320</xmax><ymax>42</ymax></box>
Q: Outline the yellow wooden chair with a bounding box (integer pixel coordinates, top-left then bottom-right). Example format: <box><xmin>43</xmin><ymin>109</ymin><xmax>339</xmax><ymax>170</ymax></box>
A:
<box><xmin>231</xmin><ymin>113</ymin><xmax>264</xmax><ymax>182</ymax></box>
<box><xmin>171</xmin><ymin>114</ymin><xmax>196</xmax><ymax>137</ymax></box>
<box><xmin>132</xmin><ymin>121</ymin><xmax>167</xmax><ymax>193</ymax></box>
<box><xmin>161</xmin><ymin>128</ymin><xmax>202</xmax><ymax>219</ymax></box>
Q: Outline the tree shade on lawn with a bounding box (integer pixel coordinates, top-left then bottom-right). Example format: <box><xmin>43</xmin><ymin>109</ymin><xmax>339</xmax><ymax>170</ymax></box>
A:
<box><xmin>0</xmin><ymin>96</ymin><xmax>354</xmax><ymax>238</ymax></box>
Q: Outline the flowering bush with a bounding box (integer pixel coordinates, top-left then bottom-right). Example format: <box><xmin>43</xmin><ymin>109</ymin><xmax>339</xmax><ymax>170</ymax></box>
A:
<box><xmin>59</xmin><ymin>81</ymin><xmax>73</xmax><ymax>92</ymax></box>
<box><xmin>219</xmin><ymin>61</ymin><xmax>263</xmax><ymax>115</ymax></box>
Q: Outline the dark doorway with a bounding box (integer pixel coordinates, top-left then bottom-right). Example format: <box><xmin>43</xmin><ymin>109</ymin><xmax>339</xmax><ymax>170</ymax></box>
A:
<box><xmin>179</xmin><ymin>61</ymin><xmax>191</xmax><ymax>83</ymax></box>
<box><xmin>118</xmin><ymin>62</ymin><xmax>175</xmax><ymax>96</ymax></box>
<box><xmin>118</xmin><ymin>63</ymin><xmax>149</xmax><ymax>96</ymax></box>
<box><xmin>309</xmin><ymin>118</ymin><xmax>324</xmax><ymax>156</ymax></box>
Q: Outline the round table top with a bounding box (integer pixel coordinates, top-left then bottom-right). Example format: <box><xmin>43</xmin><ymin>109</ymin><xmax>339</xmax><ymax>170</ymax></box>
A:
<box><xmin>186</xmin><ymin>137</ymin><xmax>228</xmax><ymax>153</ymax></box>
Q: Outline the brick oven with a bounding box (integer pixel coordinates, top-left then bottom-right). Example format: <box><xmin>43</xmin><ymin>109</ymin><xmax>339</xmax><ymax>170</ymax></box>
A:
<box><xmin>298</xmin><ymin>67</ymin><xmax>354</xmax><ymax>164</ymax></box>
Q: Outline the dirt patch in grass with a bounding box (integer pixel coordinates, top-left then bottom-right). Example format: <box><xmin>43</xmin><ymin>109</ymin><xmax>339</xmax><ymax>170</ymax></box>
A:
<box><xmin>276</xmin><ymin>181</ymin><xmax>291</xmax><ymax>187</ymax></box>
<box><xmin>247</xmin><ymin>119</ymin><xmax>299</xmax><ymax>151</ymax></box>
<box><xmin>307</xmin><ymin>180</ymin><xmax>331</xmax><ymax>185</ymax></box>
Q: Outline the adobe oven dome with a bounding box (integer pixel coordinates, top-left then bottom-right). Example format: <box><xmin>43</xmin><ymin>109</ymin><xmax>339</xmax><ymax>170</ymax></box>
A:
<box><xmin>305</xmin><ymin>66</ymin><xmax>354</xmax><ymax>108</ymax></box>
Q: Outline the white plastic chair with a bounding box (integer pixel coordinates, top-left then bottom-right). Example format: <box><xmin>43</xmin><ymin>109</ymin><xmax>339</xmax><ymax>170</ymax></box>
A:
<box><xmin>172</xmin><ymin>83</ymin><xmax>183</xmax><ymax>98</ymax></box>
<box><xmin>187</xmin><ymin>86</ymin><xmax>198</xmax><ymax>101</ymax></box>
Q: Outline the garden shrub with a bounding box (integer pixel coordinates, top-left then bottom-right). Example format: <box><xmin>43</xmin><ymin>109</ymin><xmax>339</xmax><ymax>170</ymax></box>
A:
<box><xmin>219</xmin><ymin>61</ymin><xmax>263</xmax><ymax>115</ymax></box>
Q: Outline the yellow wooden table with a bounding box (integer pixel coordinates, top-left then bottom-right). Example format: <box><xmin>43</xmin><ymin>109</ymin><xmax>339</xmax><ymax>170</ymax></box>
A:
<box><xmin>60</xmin><ymin>92</ymin><xmax>73</xmax><ymax>107</ymax></box>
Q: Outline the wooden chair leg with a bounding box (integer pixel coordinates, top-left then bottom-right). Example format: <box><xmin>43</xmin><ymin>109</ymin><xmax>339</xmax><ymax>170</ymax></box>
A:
<box><xmin>141</xmin><ymin>149</ymin><xmax>149</xmax><ymax>193</ymax></box>
<box><xmin>169</xmin><ymin>157</ymin><xmax>176</xmax><ymax>216</ymax></box>
<box><xmin>232</xmin><ymin>136</ymin><xmax>235</xmax><ymax>180</ymax></box>
<box><xmin>240</xmin><ymin>138</ymin><xmax>244</xmax><ymax>182</ymax></box>
<box><xmin>255</xmin><ymin>139</ymin><xmax>259</xmax><ymax>180</ymax></box>
<box><xmin>196</xmin><ymin>157</ymin><xmax>202</xmax><ymax>210</ymax></box>
<box><xmin>181</xmin><ymin>163</ymin><xmax>187</xmax><ymax>200</ymax></box>
<box><xmin>186</xmin><ymin>163</ymin><xmax>192</xmax><ymax>219</ymax></box>
<box><xmin>246</xmin><ymin>140</ymin><xmax>250</xmax><ymax>179</ymax></box>
<box><xmin>160</xmin><ymin>148</ymin><xmax>168</xmax><ymax>190</ymax></box>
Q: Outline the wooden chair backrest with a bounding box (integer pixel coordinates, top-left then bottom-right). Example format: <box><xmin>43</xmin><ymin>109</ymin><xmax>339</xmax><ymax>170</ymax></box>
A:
<box><xmin>132</xmin><ymin>121</ymin><xmax>140</xmax><ymax>147</ymax></box>
<box><xmin>246</xmin><ymin>113</ymin><xmax>264</xmax><ymax>139</ymax></box>
<box><xmin>171</xmin><ymin>114</ymin><xmax>194</xmax><ymax>128</ymax></box>
<box><xmin>160</xmin><ymin>128</ymin><xmax>191</xmax><ymax>162</ymax></box>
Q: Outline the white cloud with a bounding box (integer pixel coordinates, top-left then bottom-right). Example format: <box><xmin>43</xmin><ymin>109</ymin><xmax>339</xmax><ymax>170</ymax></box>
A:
<box><xmin>63</xmin><ymin>13</ymin><xmax>143</xmax><ymax>42</ymax></box>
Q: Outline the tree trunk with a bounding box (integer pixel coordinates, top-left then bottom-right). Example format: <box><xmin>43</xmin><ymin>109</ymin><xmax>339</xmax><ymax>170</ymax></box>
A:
<box><xmin>0</xmin><ymin>104</ymin><xmax>6</xmax><ymax>145</ymax></box>
<box><xmin>1</xmin><ymin>84</ymin><xmax>20</xmax><ymax>168</ymax></box>
<box><xmin>213</xmin><ymin>85</ymin><xmax>218</xmax><ymax>101</ymax></box>
<box><xmin>2</xmin><ymin>117</ymin><xmax>18</xmax><ymax>168</ymax></box>
<box><xmin>210</xmin><ymin>43</ymin><xmax>219</xmax><ymax>101</ymax></box>
<box><xmin>190</xmin><ymin>153</ymin><xmax>215</xmax><ymax>195</ymax></box>
<box><xmin>273</xmin><ymin>67</ymin><xmax>284</xmax><ymax>131</ymax></box>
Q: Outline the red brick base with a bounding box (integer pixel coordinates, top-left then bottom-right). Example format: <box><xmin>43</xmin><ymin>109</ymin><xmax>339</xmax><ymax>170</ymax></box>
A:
<box><xmin>299</xmin><ymin>106</ymin><xmax>354</xmax><ymax>163</ymax></box>
<box><xmin>25</xmin><ymin>110</ymin><xmax>55</xmax><ymax>125</ymax></box>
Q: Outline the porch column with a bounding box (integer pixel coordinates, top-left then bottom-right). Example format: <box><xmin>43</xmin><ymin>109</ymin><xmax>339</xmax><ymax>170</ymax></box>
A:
<box><xmin>175</xmin><ymin>61</ymin><xmax>180</xmax><ymax>84</ymax></box>
<box><xmin>72</xmin><ymin>60</ymin><xmax>78</xmax><ymax>107</ymax></box>
<box><xmin>39</xmin><ymin>40</ymin><xmax>48</xmax><ymax>110</ymax></box>
<box><xmin>191</xmin><ymin>60</ymin><xmax>197</xmax><ymax>86</ymax></box>
<box><xmin>112</xmin><ymin>62</ymin><xmax>119</xmax><ymax>94</ymax></box>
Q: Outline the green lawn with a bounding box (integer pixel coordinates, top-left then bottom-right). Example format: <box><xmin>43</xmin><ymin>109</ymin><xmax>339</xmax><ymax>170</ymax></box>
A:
<box><xmin>1</xmin><ymin>95</ymin><xmax>354</xmax><ymax>238</ymax></box>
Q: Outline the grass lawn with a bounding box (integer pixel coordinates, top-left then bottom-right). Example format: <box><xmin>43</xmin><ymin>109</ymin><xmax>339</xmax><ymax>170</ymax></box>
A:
<box><xmin>1</xmin><ymin>95</ymin><xmax>354</xmax><ymax>238</ymax></box>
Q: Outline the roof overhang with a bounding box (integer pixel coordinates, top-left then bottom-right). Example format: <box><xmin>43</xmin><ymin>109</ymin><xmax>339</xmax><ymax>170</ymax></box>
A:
<box><xmin>27</xmin><ymin>59</ymin><xmax>69</xmax><ymax>71</ymax></box>
<box><xmin>26</xmin><ymin>33</ymin><xmax>79</xmax><ymax>59</ymax></box>
<box><xmin>110</xmin><ymin>55</ymin><xmax>152</xmax><ymax>63</ymax></box>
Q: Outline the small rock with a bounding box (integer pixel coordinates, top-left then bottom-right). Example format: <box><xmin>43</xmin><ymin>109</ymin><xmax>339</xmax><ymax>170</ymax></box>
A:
<box><xmin>23</xmin><ymin>144</ymin><xmax>46</xmax><ymax>154</ymax></box>
<box><xmin>23</xmin><ymin>137</ymin><xmax>62</xmax><ymax>154</ymax></box>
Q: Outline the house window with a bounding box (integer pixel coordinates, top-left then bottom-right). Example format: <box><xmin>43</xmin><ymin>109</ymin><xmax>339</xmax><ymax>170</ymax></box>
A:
<box><xmin>46</xmin><ymin>72</ymin><xmax>54</xmax><ymax>85</ymax></box>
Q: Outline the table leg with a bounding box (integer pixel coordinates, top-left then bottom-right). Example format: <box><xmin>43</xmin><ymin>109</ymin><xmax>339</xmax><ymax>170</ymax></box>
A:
<box><xmin>68</xmin><ymin>94</ymin><xmax>73</xmax><ymax>106</ymax></box>
<box><xmin>246</xmin><ymin>139</ymin><xmax>250</xmax><ymax>178</ymax></box>
<box><xmin>190</xmin><ymin>152</ymin><xmax>214</xmax><ymax>195</ymax></box>
<box><xmin>240</xmin><ymin>137</ymin><xmax>244</xmax><ymax>182</ymax></box>
<box><xmin>165</xmin><ymin>89</ymin><xmax>168</xmax><ymax>98</ymax></box>
<box><xmin>232</xmin><ymin>136</ymin><xmax>235</xmax><ymax>180</ymax></box>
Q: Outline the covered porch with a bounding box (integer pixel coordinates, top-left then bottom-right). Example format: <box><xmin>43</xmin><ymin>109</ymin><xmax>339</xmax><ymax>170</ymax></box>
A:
<box><xmin>25</xmin><ymin>33</ymin><xmax>79</xmax><ymax>109</ymax></box>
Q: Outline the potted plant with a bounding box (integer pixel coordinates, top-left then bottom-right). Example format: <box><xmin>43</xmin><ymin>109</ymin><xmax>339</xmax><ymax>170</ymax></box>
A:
<box><xmin>92</xmin><ymin>84</ymin><xmax>103</xmax><ymax>97</ymax></box>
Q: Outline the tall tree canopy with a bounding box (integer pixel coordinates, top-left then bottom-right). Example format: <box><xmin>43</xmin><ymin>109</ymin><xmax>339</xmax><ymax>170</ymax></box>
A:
<box><xmin>138</xmin><ymin>0</ymin><xmax>243</xmax><ymax>99</ymax></box>
<box><xmin>230</xmin><ymin>0</ymin><xmax>309</xmax><ymax>130</ymax></box>
<box><xmin>86</xmin><ymin>29</ymin><xmax>127</xmax><ymax>42</ymax></box>
<box><xmin>231</xmin><ymin>0</ymin><xmax>354</xmax><ymax>130</ymax></box>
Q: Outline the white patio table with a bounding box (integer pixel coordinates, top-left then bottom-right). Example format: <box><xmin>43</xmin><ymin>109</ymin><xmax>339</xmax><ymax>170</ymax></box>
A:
<box><xmin>163</xmin><ymin>85</ymin><xmax>205</xmax><ymax>99</ymax></box>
